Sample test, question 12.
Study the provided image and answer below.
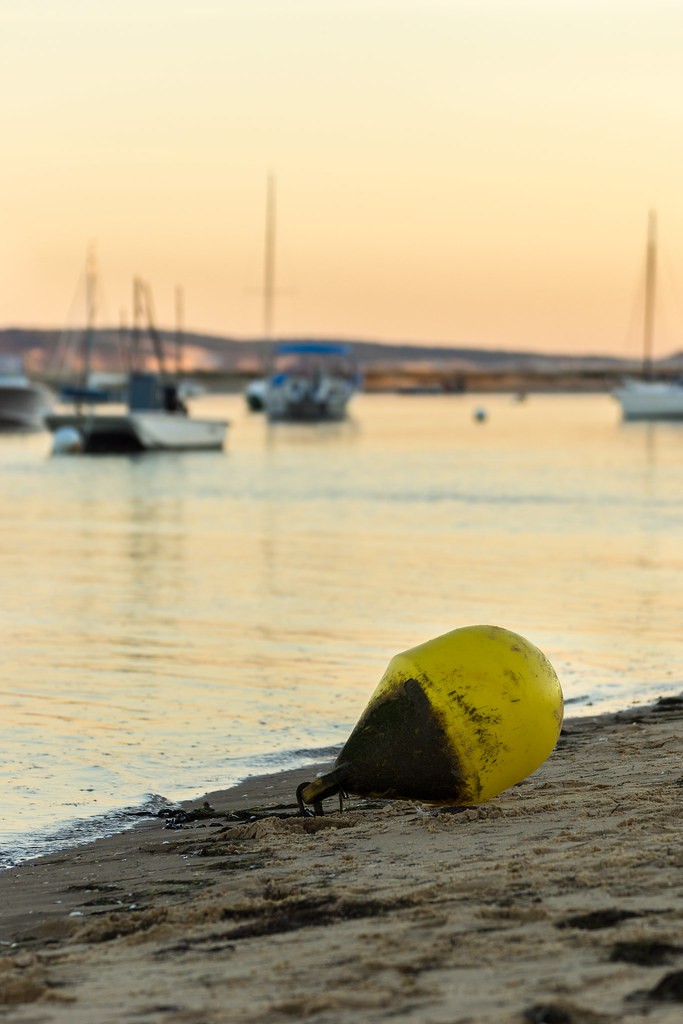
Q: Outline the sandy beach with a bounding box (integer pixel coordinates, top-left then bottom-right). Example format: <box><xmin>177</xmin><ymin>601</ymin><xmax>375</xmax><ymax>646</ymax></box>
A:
<box><xmin>1</xmin><ymin>696</ymin><xmax>682</xmax><ymax>1023</ymax></box>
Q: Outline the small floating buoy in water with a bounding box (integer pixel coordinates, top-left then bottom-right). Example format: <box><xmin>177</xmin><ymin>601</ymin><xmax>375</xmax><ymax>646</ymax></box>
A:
<box><xmin>51</xmin><ymin>426</ymin><xmax>84</xmax><ymax>455</ymax></box>
<box><xmin>474</xmin><ymin>407</ymin><xmax>487</xmax><ymax>422</ymax></box>
<box><xmin>297</xmin><ymin>625</ymin><xmax>563</xmax><ymax>813</ymax></box>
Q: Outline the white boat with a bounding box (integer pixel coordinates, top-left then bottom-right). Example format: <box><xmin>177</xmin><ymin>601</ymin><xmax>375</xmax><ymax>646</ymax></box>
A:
<box><xmin>46</xmin><ymin>372</ymin><xmax>227</xmax><ymax>453</ymax></box>
<box><xmin>612</xmin><ymin>377</ymin><xmax>683</xmax><ymax>420</ymax></box>
<box><xmin>0</xmin><ymin>355</ymin><xmax>55</xmax><ymax>429</ymax></box>
<box><xmin>47</xmin><ymin>273</ymin><xmax>227</xmax><ymax>453</ymax></box>
<box><xmin>264</xmin><ymin>342</ymin><xmax>360</xmax><ymax>422</ymax></box>
<box><xmin>613</xmin><ymin>211</ymin><xmax>683</xmax><ymax>420</ymax></box>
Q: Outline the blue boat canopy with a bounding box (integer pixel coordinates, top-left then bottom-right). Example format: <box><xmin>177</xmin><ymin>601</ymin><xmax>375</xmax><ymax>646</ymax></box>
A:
<box><xmin>275</xmin><ymin>342</ymin><xmax>350</xmax><ymax>356</ymax></box>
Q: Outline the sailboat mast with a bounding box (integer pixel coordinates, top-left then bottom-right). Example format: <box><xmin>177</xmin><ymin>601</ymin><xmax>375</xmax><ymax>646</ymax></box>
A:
<box><xmin>642</xmin><ymin>209</ymin><xmax>657</xmax><ymax>380</ymax></box>
<box><xmin>132</xmin><ymin>277</ymin><xmax>146</xmax><ymax>373</ymax></box>
<box><xmin>82</xmin><ymin>243</ymin><xmax>97</xmax><ymax>385</ymax></box>
<box><xmin>175</xmin><ymin>285</ymin><xmax>184</xmax><ymax>375</ymax></box>
<box><xmin>263</xmin><ymin>173</ymin><xmax>276</xmax><ymax>343</ymax></box>
<box><xmin>118</xmin><ymin>307</ymin><xmax>131</xmax><ymax>374</ymax></box>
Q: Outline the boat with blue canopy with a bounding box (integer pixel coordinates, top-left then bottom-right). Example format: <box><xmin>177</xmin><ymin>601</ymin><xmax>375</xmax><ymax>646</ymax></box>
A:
<box><xmin>264</xmin><ymin>341</ymin><xmax>361</xmax><ymax>422</ymax></box>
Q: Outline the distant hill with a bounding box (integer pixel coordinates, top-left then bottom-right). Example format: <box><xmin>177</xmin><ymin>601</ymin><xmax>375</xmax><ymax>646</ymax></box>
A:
<box><xmin>0</xmin><ymin>325</ymin><xmax>645</xmax><ymax>371</ymax></box>
<box><xmin>2</xmin><ymin>325</ymin><xmax>681</xmax><ymax>392</ymax></box>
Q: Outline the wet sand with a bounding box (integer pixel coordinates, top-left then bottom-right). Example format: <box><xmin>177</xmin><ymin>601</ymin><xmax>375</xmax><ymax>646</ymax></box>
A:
<box><xmin>1</xmin><ymin>696</ymin><xmax>682</xmax><ymax>1023</ymax></box>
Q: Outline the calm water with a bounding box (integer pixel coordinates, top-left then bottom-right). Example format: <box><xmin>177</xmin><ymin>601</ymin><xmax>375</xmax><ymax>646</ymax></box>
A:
<box><xmin>1</xmin><ymin>391</ymin><xmax>682</xmax><ymax>867</ymax></box>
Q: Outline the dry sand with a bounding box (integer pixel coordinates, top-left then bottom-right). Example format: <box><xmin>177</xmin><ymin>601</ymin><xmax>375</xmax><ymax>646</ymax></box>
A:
<box><xmin>1</xmin><ymin>696</ymin><xmax>682</xmax><ymax>1023</ymax></box>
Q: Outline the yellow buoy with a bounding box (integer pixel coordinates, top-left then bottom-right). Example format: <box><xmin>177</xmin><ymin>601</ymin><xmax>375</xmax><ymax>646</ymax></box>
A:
<box><xmin>298</xmin><ymin>624</ymin><xmax>563</xmax><ymax>812</ymax></box>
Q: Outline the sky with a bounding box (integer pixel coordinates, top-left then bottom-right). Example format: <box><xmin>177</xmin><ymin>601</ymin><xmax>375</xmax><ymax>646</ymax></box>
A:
<box><xmin>3</xmin><ymin>0</ymin><xmax>683</xmax><ymax>356</ymax></box>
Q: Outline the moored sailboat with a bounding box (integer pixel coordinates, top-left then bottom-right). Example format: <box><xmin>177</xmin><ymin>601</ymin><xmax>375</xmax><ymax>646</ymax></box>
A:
<box><xmin>241</xmin><ymin>175</ymin><xmax>361</xmax><ymax>420</ymax></box>
<box><xmin>243</xmin><ymin>173</ymin><xmax>276</xmax><ymax>414</ymax></box>
<box><xmin>612</xmin><ymin>210</ymin><xmax>683</xmax><ymax>420</ymax></box>
<box><xmin>47</xmin><ymin>276</ymin><xmax>228</xmax><ymax>453</ymax></box>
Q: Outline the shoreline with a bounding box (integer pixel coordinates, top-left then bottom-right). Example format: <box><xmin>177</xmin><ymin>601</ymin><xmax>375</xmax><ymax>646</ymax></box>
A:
<box><xmin>1</xmin><ymin>696</ymin><xmax>682</xmax><ymax>1022</ymax></box>
<box><xmin>0</xmin><ymin>751</ymin><xmax>345</xmax><ymax>874</ymax></box>
<box><xmin>0</xmin><ymin>694</ymin><xmax>666</xmax><ymax>874</ymax></box>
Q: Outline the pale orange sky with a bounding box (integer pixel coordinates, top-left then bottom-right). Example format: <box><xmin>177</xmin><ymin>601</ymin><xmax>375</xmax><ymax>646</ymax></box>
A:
<box><xmin>3</xmin><ymin>0</ymin><xmax>683</xmax><ymax>356</ymax></box>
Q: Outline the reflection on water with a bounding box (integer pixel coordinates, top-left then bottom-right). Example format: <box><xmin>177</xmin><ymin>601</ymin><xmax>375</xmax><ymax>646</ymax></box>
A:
<box><xmin>1</xmin><ymin>392</ymin><xmax>682</xmax><ymax>865</ymax></box>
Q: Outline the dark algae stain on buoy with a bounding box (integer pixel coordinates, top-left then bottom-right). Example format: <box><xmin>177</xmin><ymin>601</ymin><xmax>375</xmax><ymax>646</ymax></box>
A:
<box><xmin>298</xmin><ymin>624</ymin><xmax>563</xmax><ymax>813</ymax></box>
<box><xmin>338</xmin><ymin>677</ymin><xmax>468</xmax><ymax>803</ymax></box>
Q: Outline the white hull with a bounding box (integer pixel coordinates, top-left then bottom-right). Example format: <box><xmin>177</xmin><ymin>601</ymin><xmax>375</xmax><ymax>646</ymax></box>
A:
<box><xmin>46</xmin><ymin>411</ymin><xmax>228</xmax><ymax>452</ymax></box>
<box><xmin>0</xmin><ymin>381</ymin><xmax>55</xmax><ymax>429</ymax></box>
<box><xmin>612</xmin><ymin>379</ymin><xmax>683</xmax><ymax>420</ymax></box>
<box><xmin>132</xmin><ymin>412</ymin><xmax>227</xmax><ymax>450</ymax></box>
<box><xmin>265</xmin><ymin>374</ymin><xmax>356</xmax><ymax>422</ymax></box>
